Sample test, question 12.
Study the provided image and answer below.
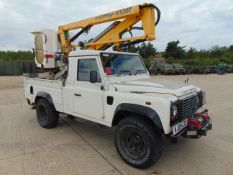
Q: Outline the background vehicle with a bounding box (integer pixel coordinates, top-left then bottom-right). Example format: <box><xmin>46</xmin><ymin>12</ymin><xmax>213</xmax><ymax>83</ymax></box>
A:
<box><xmin>202</xmin><ymin>66</ymin><xmax>211</xmax><ymax>74</ymax></box>
<box><xmin>149</xmin><ymin>60</ymin><xmax>165</xmax><ymax>75</ymax></box>
<box><xmin>149</xmin><ymin>67</ymin><xmax>158</xmax><ymax>75</ymax></box>
<box><xmin>217</xmin><ymin>64</ymin><xmax>226</xmax><ymax>74</ymax></box>
<box><xmin>160</xmin><ymin>64</ymin><xmax>176</xmax><ymax>74</ymax></box>
<box><xmin>226</xmin><ymin>65</ymin><xmax>233</xmax><ymax>73</ymax></box>
<box><xmin>172</xmin><ymin>64</ymin><xmax>185</xmax><ymax>74</ymax></box>
<box><xmin>149</xmin><ymin>61</ymin><xmax>158</xmax><ymax>75</ymax></box>
<box><xmin>208</xmin><ymin>66</ymin><xmax>217</xmax><ymax>74</ymax></box>
<box><xmin>24</xmin><ymin>3</ymin><xmax>212</xmax><ymax>169</ymax></box>
<box><xmin>191</xmin><ymin>66</ymin><xmax>202</xmax><ymax>74</ymax></box>
<box><xmin>184</xmin><ymin>65</ymin><xmax>194</xmax><ymax>74</ymax></box>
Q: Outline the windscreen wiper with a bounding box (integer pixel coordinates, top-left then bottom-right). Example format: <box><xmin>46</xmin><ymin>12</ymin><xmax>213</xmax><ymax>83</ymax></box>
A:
<box><xmin>134</xmin><ymin>69</ymin><xmax>146</xmax><ymax>75</ymax></box>
<box><xmin>116</xmin><ymin>70</ymin><xmax>132</xmax><ymax>76</ymax></box>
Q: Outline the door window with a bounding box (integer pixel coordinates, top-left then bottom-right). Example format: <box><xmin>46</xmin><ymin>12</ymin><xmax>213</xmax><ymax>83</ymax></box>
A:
<box><xmin>77</xmin><ymin>58</ymin><xmax>101</xmax><ymax>82</ymax></box>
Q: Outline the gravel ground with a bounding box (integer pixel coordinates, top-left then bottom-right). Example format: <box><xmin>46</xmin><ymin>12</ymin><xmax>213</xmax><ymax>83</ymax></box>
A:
<box><xmin>0</xmin><ymin>74</ymin><xmax>232</xmax><ymax>175</ymax></box>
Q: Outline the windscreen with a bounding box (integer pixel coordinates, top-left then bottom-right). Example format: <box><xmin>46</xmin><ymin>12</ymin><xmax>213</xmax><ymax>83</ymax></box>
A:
<box><xmin>100</xmin><ymin>53</ymin><xmax>147</xmax><ymax>75</ymax></box>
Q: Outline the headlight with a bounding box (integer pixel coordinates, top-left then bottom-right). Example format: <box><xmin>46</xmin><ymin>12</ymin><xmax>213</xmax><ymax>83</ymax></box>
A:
<box><xmin>171</xmin><ymin>105</ymin><xmax>178</xmax><ymax>117</ymax></box>
<box><xmin>170</xmin><ymin>104</ymin><xmax>179</xmax><ymax>124</ymax></box>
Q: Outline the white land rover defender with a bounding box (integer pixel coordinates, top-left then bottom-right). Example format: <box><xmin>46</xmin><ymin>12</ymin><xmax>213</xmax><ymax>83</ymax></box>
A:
<box><xmin>24</xmin><ymin>50</ymin><xmax>212</xmax><ymax>169</ymax></box>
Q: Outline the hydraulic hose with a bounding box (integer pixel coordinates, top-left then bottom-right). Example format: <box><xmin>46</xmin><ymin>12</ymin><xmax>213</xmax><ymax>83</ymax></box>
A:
<box><xmin>119</xmin><ymin>4</ymin><xmax>161</xmax><ymax>48</ymax></box>
<box><xmin>131</xmin><ymin>4</ymin><xmax>161</xmax><ymax>30</ymax></box>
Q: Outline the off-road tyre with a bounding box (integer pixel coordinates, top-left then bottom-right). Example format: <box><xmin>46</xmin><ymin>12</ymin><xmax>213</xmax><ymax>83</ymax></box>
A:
<box><xmin>115</xmin><ymin>116</ymin><xmax>162</xmax><ymax>169</ymax></box>
<box><xmin>36</xmin><ymin>98</ymin><xmax>59</xmax><ymax>128</ymax></box>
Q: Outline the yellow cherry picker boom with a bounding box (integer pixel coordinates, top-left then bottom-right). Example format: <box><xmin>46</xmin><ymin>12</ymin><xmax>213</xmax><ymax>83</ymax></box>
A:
<box><xmin>31</xmin><ymin>3</ymin><xmax>160</xmax><ymax>69</ymax></box>
<box><xmin>59</xmin><ymin>3</ymin><xmax>160</xmax><ymax>58</ymax></box>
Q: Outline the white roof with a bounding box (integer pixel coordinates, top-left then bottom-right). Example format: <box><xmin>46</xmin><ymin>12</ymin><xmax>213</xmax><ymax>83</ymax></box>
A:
<box><xmin>68</xmin><ymin>50</ymin><xmax>139</xmax><ymax>57</ymax></box>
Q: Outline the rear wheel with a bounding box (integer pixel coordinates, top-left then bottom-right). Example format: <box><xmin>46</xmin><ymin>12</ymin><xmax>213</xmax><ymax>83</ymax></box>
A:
<box><xmin>36</xmin><ymin>99</ymin><xmax>59</xmax><ymax>128</ymax></box>
<box><xmin>115</xmin><ymin>116</ymin><xmax>162</xmax><ymax>169</ymax></box>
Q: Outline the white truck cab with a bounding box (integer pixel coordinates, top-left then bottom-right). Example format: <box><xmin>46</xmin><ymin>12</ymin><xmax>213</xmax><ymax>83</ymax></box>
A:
<box><xmin>24</xmin><ymin>50</ymin><xmax>212</xmax><ymax>169</ymax></box>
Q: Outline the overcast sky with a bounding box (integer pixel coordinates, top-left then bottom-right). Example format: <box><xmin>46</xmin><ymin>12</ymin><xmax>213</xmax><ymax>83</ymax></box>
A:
<box><xmin>0</xmin><ymin>0</ymin><xmax>232</xmax><ymax>51</ymax></box>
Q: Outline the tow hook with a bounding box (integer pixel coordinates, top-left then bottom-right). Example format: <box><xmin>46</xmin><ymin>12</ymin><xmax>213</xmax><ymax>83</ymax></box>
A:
<box><xmin>26</xmin><ymin>98</ymin><xmax>36</xmax><ymax>109</ymax></box>
<box><xmin>185</xmin><ymin>112</ymin><xmax>212</xmax><ymax>139</ymax></box>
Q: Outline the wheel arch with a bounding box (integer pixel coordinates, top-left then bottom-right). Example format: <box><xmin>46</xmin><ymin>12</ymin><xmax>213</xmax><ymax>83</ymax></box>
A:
<box><xmin>35</xmin><ymin>92</ymin><xmax>54</xmax><ymax>106</ymax></box>
<box><xmin>112</xmin><ymin>103</ymin><xmax>164</xmax><ymax>133</ymax></box>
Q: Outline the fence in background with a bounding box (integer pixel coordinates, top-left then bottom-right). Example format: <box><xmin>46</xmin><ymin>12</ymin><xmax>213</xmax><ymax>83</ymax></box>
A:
<box><xmin>0</xmin><ymin>61</ymin><xmax>36</xmax><ymax>76</ymax></box>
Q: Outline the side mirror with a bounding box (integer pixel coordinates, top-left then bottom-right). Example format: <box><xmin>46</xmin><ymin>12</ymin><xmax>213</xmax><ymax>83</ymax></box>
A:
<box><xmin>90</xmin><ymin>71</ymin><xmax>98</xmax><ymax>83</ymax></box>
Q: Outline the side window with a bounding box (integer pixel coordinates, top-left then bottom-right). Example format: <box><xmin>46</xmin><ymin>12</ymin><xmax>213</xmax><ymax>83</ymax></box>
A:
<box><xmin>77</xmin><ymin>58</ymin><xmax>101</xmax><ymax>82</ymax></box>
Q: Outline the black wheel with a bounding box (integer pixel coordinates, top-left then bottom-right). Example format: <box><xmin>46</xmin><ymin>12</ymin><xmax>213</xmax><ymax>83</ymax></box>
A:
<box><xmin>115</xmin><ymin>116</ymin><xmax>162</xmax><ymax>169</ymax></box>
<box><xmin>36</xmin><ymin>99</ymin><xmax>59</xmax><ymax>128</ymax></box>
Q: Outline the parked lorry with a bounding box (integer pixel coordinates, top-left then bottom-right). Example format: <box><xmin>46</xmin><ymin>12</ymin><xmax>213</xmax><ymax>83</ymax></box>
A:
<box><xmin>149</xmin><ymin>60</ymin><xmax>165</xmax><ymax>75</ymax></box>
<box><xmin>24</xmin><ymin>3</ymin><xmax>212</xmax><ymax>169</ymax></box>
<box><xmin>184</xmin><ymin>65</ymin><xmax>194</xmax><ymax>74</ymax></box>
<box><xmin>172</xmin><ymin>64</ymin><xmax>186</xmax><ymax>74</ymax></box>
<box><xmin>226</xmin><ymin>65</ymin><xmax>233</xmax><ymax>73</ymax></box>
<box><xmin>149</xmin><ymin>63</ymin><xmax>158</xmax><ymax>75</ymax></box>
<box><xmin>160</xmin><ymin>63</ymin><xmax>176</xmax><ymax>74</ymax></box>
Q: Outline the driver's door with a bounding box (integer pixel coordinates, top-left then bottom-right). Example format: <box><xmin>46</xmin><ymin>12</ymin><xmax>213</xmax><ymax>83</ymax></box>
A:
<box><xmin>73</xmin><ymin>57</ymin><xmax>104</xmax><ymax>120</ymax></box>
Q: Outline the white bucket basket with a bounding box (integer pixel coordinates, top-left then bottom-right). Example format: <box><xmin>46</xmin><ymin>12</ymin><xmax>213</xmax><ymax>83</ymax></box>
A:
<box><xmin>31</xmin><ymin>29</ymin><xmax>61</xmax><ymax>69</ymax></box>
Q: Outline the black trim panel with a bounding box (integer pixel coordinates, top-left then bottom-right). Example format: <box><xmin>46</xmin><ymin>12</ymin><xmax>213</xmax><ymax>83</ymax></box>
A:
<box><xmin>107</xmin><ymin>96</ymin><xmax>114</xmax><ymax>105</ymax></box>
<box><xmin>113</xmin><ymin>103</ymin><xmax>163</xmax><ymax>129</ymax></box>
<box><xmin>35</xmin><ymin>92</ymin><xmax>54</xmax><ymax>106</ymax></box>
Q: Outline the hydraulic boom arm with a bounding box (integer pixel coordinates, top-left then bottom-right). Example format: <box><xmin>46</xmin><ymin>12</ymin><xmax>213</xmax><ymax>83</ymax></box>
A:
<box><xmin>58</xmin><ymin>3</ymin><xmax>160</xmax><ymax>58</ymax></box>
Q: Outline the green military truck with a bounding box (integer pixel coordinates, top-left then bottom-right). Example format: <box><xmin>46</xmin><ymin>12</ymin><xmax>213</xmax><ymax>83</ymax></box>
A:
<box><xmin>160</xmin><ymin>64</ymin><xmax>176</xmax><ymax>75</ymax></box>
<box><xmin>172</xmin><ymin>64</ymin><xmax>186</xmax><ymax>74</ymax></box>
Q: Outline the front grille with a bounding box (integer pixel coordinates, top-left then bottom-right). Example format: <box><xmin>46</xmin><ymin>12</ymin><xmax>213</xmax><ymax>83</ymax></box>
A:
<box><xmin>179</xmin><ymin>95</ymin><xmax>198</xmax><ymax>120</ymax></box>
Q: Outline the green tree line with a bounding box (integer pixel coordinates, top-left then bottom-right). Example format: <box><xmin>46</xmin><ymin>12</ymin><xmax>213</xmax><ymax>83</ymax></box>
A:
<box><xmin>0</xmin><ymin>50</ymin><xmax>34</xmax><ymax>62</ymax></box>
<box><xmin>127</xmin><ymin>41</ymin><xmax>233</xmax><ymax>66</ymax></box>
<box><xmin>163</xmin><ymin>40</ymin><xmax>233</xmax><ymax>66</ymax></box>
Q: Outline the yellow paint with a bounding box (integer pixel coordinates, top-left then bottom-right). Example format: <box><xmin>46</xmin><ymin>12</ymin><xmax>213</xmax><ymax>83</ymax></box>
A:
<box><xmin>58</xmin><ymin>3</ymin><xmax>158</xmax><ymax>58</ymax></box>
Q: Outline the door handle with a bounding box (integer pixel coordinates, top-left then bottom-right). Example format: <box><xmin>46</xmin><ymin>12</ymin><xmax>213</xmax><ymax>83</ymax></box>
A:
<box><xmin>74</xmin><ymin>93</ymin><xmax>81</xmax><ymax>97</ymax></box>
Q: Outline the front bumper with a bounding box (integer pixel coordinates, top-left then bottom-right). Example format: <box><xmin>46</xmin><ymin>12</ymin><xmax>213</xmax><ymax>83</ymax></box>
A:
<box><xmin>171</xmin><ymin>109</ymin><xmax>212</xmax><ymax>139</ymax></box>
<box><xmin>184</xmin><ymin>117</ymin><xmax>212</xmax><ymax>139</ymax></box>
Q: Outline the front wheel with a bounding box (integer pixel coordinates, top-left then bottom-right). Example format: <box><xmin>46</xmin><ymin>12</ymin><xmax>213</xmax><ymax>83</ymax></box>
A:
<box><xmin>115</xmin><ymin>117</ymin><xmax>162</xmax><ymax>169</ymax></box>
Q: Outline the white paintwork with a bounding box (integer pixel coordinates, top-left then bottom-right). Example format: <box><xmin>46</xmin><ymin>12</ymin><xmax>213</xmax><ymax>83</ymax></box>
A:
<box><xmin>24</xmin><ymin>50</ymin><xmax>202</xmax><ymax>134</ymax></box>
